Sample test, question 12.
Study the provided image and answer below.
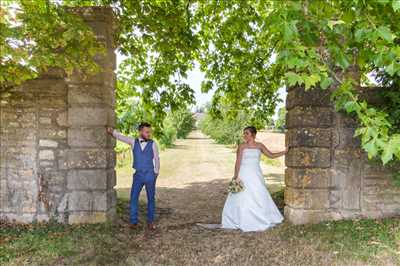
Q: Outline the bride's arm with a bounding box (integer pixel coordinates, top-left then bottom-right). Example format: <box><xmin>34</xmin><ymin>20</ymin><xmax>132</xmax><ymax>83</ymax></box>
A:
<box><xmin>260</xmin><ymin>143</ymin><xmax>287</xmax><ymax>159</ymax></box>
<box><xmin>234</xmin><ymin>144</ymin><xmax>244</xmax><ymax>180</ymax></box>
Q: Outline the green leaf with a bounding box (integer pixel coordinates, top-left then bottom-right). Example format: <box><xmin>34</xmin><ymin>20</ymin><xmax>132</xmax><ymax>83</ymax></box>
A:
<box><xmin>327</xmin><ymin>20</ymin><xmax>345</xmax><ymax>30</ymax></box>
<box><xmin>377</xmin><ymin>26</ymin><xmax>393</xmax><ymax>42</ymax></box>
<box><xmin>392</xmin><ymin>0</ymin><xmax>400</xmax><ymax>11</ymax></box>
<box><xmin>344</xmin><ymin>101</ymin><xmax>360</xmax><ymax>113</ymax></box>
<box><xmin>386</xmin><ymin>62</ymin><xmax>396</xmax><ymax>76</ymax></box>
<box><xmin>303</xmin><ymin>74</ymin><xmax>321</xmax><ymax>90</ymax></box>
<box><xmin>381</xmin><ymin>136</ymin><xmax>400</xmax><ymax>164</ymax></box>
<box><xmin>336</xmin><ymin>51</ymin><xmax>350</xmax><ymax>69</ymax></box>
<box><xmin>283</xmin><ymin>21</ymin><xmax>298</xmax><ymax>43</ymax></box>
<box><xmin>285</xmin><ymin>72</ymin><xmax>303</xmax><ymax>87</ymax></box>
<box><xmin>363</xmin><ymin>141</ymin><xmax>378</xmax><ymax>159</ymax></box>
<box><xmin>382</xmin><ymin>146</ymin><xmax>394</xmax><ymax>164</ymax></box>
<box><xmin>320</xmin><ymin>77</ymin><xmax>333</xmax><ymax>90</ymax></box>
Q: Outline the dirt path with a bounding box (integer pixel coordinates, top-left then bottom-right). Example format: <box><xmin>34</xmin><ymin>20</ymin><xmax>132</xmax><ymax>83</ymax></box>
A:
<box><xmin>112</xmin><ymin>132</ymin><xmax>335</xmax><ymax>265</ymax></box>
<box><xmin>116</xmin><ymin>131</ymin><xmax>285</xmax><ymax>227</ymax></box>
<box><xmin>117</xmin><ymin>130</ymin><xmax>284</xmax><ymax>192</ymax></box>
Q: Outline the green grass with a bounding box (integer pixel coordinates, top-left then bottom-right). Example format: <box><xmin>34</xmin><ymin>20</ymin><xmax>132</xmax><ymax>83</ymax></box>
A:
<box><xmin>0</xmin><ymin>198</ymin><xmax>136</xmax><ymax>265</ymax></box>
<box><xmin>1</xmin><ymin>191</ymin><xmax>400</xmax><ymax>265</ymax></box>
<box><xmin>280</xmin><ymin>215</ymin><xmax>400</xmax><ymax>264</ymax></box>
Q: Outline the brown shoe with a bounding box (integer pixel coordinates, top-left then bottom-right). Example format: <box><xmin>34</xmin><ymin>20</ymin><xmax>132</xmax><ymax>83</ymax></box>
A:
<box><xmin>147</xmin><ymin>223</ymin><xmax>156</xmax><ymax>230</ymax></box>
<box><xmin>128</xmin><ymin>223</ymin><xmax>138</xmax><ymax>229</ymax></box>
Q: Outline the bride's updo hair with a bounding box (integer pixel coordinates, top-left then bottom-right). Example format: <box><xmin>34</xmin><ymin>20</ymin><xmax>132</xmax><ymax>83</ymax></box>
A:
<box><xmin>244</xmin><ymin>126</ymin><xmax>257</xmax><ymax>136</ymax></box>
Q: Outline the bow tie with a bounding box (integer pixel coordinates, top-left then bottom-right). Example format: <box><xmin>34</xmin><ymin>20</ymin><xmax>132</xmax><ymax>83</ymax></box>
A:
<box><xmin>139</xmin><ymin>139</ymin><xmax>148</xmax><ymax>143</ymax></box>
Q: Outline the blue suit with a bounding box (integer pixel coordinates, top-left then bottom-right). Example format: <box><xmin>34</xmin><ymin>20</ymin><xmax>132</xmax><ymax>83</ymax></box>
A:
<box><xmin>130</xmin><ymin>138</ymin><xmax>156</xmax><ymax>224</ymax></box>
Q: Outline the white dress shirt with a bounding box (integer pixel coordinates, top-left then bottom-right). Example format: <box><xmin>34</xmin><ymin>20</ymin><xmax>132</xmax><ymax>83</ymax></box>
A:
<box><xmin>112</xmin><ymin>130</ymin><xmax>160</xmax><ymax>174</ymax></box>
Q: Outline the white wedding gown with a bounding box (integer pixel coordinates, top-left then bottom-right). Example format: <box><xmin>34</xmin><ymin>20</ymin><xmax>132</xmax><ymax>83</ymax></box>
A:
<box><xmin>221</xmin><ymin>148</ymin><xmax>283</xmax><ymax>232</ymax></box>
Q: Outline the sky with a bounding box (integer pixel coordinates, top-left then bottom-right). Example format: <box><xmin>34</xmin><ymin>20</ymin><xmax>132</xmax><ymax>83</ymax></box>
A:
<box><xmin>117</xmin><ymin>53</ymin><xmax>286</xmax><ymax>118</ymax></box>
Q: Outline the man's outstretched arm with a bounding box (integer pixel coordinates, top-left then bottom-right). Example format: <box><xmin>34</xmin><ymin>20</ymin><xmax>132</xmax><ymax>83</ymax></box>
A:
<box><xmin>106</xmin><ymin>127</ymin><xmax>135</xmax><ymax>145</ymax></box>
<box><xmin>153</xmin><ymin>141</ymin><xmax>160</xmax><ymax>177</ymax></box>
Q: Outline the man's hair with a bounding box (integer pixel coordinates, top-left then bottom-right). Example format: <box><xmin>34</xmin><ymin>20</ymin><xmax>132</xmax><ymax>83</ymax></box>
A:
<box><xmin>138</xmin><ymin>122</ymin><xmax>151</xmax><ymax>131</ymax></box>
<box><xmin>244</xmin><ymin>126</ymin><xmax>257</xmax><ymax>135</ymax></box>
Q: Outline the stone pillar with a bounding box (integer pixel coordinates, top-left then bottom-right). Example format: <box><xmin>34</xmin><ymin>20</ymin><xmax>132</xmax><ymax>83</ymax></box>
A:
<box><xmin>0</xmin><ymin>7</ymin><xmax>117</xmax><ymax>224</ymax></box>
<box><xmin>65</xmin><ymin>7</ymin><xmax>117</xmax><ymax>223</ymax></box>
<box><xmin>285</xmin><ymin>86</ymin><xmax>400</xmax><ymax>224</ymax></box>
<box><xmin>1</xmin><ymin>69</ymin><xmax>69</xmax><ymax>222</ymax></box>
<box><xmin>285</xmin><ymin>87</ymin><xmax>333</xmax><ymax>224</ymax></box>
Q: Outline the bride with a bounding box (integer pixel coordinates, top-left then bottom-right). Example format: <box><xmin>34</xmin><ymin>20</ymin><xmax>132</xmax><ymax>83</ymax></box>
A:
<box><xmin>221</xmin><ymin>126</ymin><xmax>287</xmax><ymax>232</ymax></box>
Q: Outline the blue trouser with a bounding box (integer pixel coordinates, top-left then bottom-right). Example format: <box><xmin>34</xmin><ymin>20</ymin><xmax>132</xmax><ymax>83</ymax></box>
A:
<box><xmin>130</xmin><ymin>170</ymin><xmax>156</xmax><ymax>224</ymax></box>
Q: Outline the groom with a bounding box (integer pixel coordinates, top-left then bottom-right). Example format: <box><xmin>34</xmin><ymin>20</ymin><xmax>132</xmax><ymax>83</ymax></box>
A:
<box><xmin>107</xmin><ymin>122</ymin><xmax>160</xmax><ymax>230</ymax></box>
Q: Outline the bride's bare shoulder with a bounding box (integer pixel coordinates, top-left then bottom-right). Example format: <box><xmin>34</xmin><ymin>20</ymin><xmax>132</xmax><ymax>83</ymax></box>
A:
<box><xmin>255</xmin><ymin>142</ymin><xmax>265</xmax><ymax>148</ymax></box>
<box><xmin>238</xmin><ymin>143</ymin><xmax>246</xmax><ymax>149</ymax></box>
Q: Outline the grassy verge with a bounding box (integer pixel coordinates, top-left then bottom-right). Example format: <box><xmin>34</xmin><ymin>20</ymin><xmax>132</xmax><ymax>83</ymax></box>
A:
<box><xmin>0</xmin><ymin>198</ymin><xmax>134</xmax><ymax>265</ymax></box>
<box><xmin>279</xmin><ymin>217</ymin><xmax>400</xmax><ymax>264</ymax></box>
<box><xmin>1</xmin><ymin>190</ymin><xmax>399</xmax><ymax>265</ymax></box>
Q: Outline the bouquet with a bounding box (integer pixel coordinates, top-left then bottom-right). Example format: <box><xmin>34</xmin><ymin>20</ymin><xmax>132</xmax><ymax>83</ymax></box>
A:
<box><xmin>228</xmin><ymin>178</ymin><xmax>244</xmax><ymax>193</ymax></box>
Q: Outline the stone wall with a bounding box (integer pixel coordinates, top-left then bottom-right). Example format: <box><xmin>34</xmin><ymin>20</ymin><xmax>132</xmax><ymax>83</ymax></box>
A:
<box><xmin>0</xmin><ymin>7</ymin><xmax>117</xmax><ymax>224</ymax></box>
<box><xmin>285</xmin><ymin>86</ymin><xmax>400</xmax><ymax>224</ymax></box>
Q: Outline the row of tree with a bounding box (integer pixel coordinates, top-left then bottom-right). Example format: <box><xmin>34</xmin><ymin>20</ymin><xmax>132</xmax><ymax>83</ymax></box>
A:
<box><xmin>199</xmin><ymin>103</ymin><xmax>286</xmax><ymax>145</ymax></box>
<box><xmin>115</xmin><ymin>80</ymin><xmax>195</xmax><ymax>153</ymax></box>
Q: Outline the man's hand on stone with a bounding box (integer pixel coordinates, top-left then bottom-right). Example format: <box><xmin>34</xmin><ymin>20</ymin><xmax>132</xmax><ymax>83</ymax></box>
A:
<box><xmin>106</xmin><ymin>127</ymin><xmax>114</xmax><ymax>136</ymax></box>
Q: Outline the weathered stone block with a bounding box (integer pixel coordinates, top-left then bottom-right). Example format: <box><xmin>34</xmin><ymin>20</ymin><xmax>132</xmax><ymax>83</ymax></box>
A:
<box><xmin>68</xmin><ymin>211</ymin><xmax>108</xmax><ymax>224</ymax></box>
<box><xmin>39</xmin><ymin>117</ymin><xmax>52</xmax><ymax>125</ymax></box>
<box><xmin>342</xmin><ymin>189</ymin><xmax>361</xmax><ymax>210</ymax></box>
<box><xmin>41</xmin><ymin>171</ymin><xmax>66</xmax><ymax>187</ymax></box>
<box><xmin>107</xmin><ymin>189</ymin><xmax>117</xmax><ymax>208</ymax></box>
<box><xmin>286</xmin><ymin>106</ymin><xmax>333</xmax><ymax>129</ymax></box>
<box><xmin>68</xmin><ymin>127</ymin><xmax>108</xmax><ymax>148</ymax></box>
<box><xmin>286</xmin><ymin>147</ymin><xmax>331</xmax><ymax>168</ymax></box>
<box><xmin>329</xmin><ymin>190</ymin><xmax>342</xmax><ymax>209</ymax></box>
<box><xmin>68</xmin><ymin>84</ymin><xmax>115</xmax><ymax>106</ymax></box>
<box><xmin>335</xmin><ymin>113</ymin><xmax>359</xmax><ymax>128</ymax></box>
<box><xmin>67</xmin><ymin>169</ymin><xmax>108</xmax><ymax>190</ymax></box>
<box><xmin>39</xmin><ymin>150</ymin><xmax>55</xmax><ymax>160</ymax></box>
<box><xmin>68</xmin><ymin>106</ymin><xmax>112</xmax><ymax>126</ymax></box>
<box><xmin>67</xmin><ymin>70</ymin><xmax>114</xmax><ymax>87</ymax></box>
<box><xmin>286</xmin><ymin>87</ymin><xmax>331</xmax><ymax>109</ymax></box>
<box><xmin>107</xmin><ymin>150</ymin><xmax>116</xmax><ymax>168</ymax></box>
<box><xmin>39</xmin><ymin>128</ymin><xmax>67</xmax><ymax>139</ymax></box>
<box><xmin>332</xmin><ymin>127</ymin><xmax>360</xmax><ymax>149</ymax></box>
<box><xmin>0</xmin><ymin>213</ymin><xmax>36</xmax><ymax>223</ymax></box>
<box><xmin>39</xmin><ymin>139</ymin><xmax>58</xmax><ymax>148</ymax></box>
<box><xmin>107</xmin><ymin>169</ymin><xmax>116</xmax><ymax>188</ymax></box>
<box><xmin>285</xmin><ymin>187</ymin><xmax>329</xmax><ymax>210</ymax></box>
<box><xmin>67</xmin><ymin>149</ymin><xmax>108</xmax><ymax>169</ymax></box>
<box><xmin>37</xmin><ymin>97</ymin><xmax>67</xmax><ymax>108</ymax></box>
<box><xmin>286</xmin><ymin>128</ymin><xmax>331</xmax><ymax>148</ymax></box>
<box><xmin>308</xmin><ymin>190</ymin><xmax>330</xmax><ymax>209</ymax></box>
<box><xmin>26</xmin><ymin>78</ymin><xmax>66</xmax><ymax>95</ymax></box>
<box><xmin>56</xmin><ymin>111</ymin><xmax>68</xmax><ymax>127</ymax></box>
<box><xmin>332</xmin><ymin>149</ymin><xmax>362</xmax><ymax>189</ymax></box>
<box><xmin>68</xmin><ymin>191</ymin><xmax>108</xmax><ymax>211</ymax></box>
<box><xmin>284</xmin><ymin>207</ymin><xmax>339</xmax><ymax>225</ymax></box>
<box><xmin>284</xmin><ymin>187</ymin><xmax>305</xmax><ymax>208</ymax></box>
<box><xmin>285</xmin><ymin>168</ymin><xmax>330</xmax><ymax>188</ymax></box>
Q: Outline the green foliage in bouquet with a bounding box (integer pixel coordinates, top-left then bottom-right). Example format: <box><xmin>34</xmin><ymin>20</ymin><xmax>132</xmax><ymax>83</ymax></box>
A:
<box><xmin>228</xmin><ymin>178</ymin><xmax>244</xmax><ymax>194</ymax></box>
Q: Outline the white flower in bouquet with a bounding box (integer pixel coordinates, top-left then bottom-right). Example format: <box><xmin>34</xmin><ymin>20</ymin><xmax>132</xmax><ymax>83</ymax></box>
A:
<box><xmin>228</xmin><ymin>178</ymin><xmax>244</xmax><ymax>193</ymax></box>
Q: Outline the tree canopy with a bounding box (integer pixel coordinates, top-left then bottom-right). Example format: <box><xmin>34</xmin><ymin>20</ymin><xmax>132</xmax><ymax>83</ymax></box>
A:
<box><xmin>1</xmin><ymin>0</ymin><xmax>400</xmax><ymax>166</ymax></box>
